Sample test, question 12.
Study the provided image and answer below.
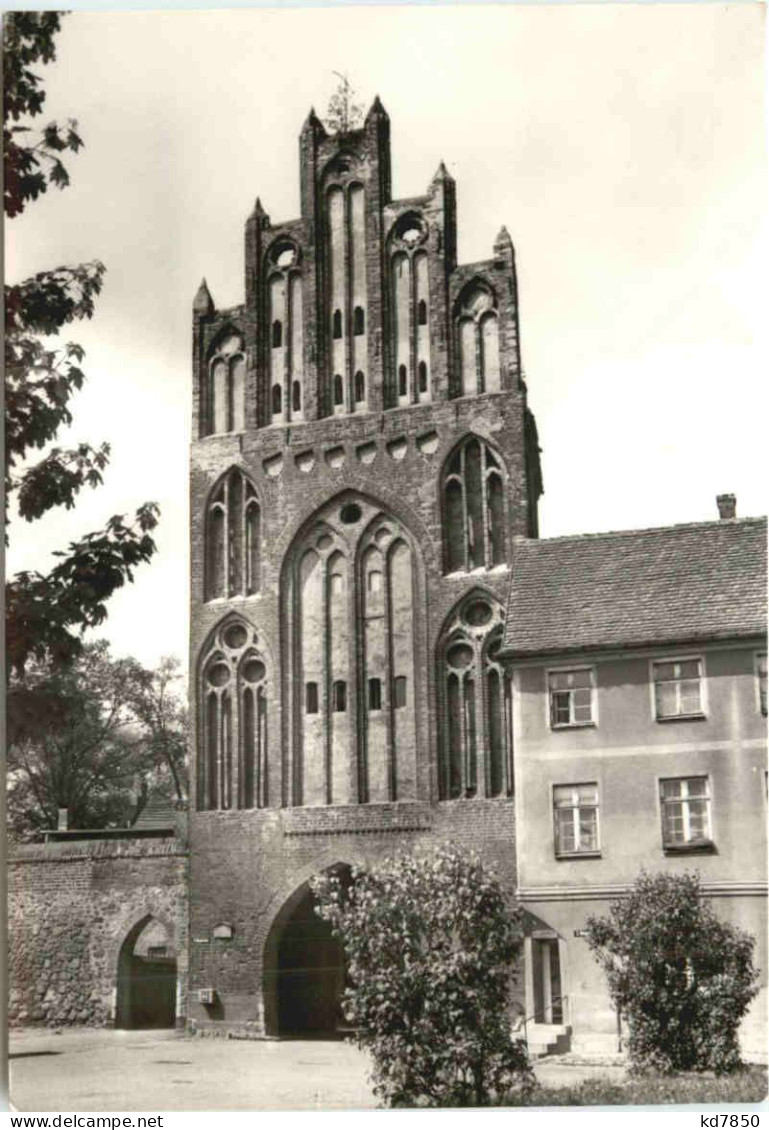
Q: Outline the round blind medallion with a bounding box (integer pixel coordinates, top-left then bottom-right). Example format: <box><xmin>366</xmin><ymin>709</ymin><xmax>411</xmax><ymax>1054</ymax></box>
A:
<box><xmin>316</xmin><ymin>534</ymin><xmax>333</xmax><ymax>551</ymax></box>
<box><xmin>374</xmin><ymin>527</ymin><xmax>391</xmax><ymax>546</ymax></box>
<box><xmin>402</xmin><ymin>227</ymin><xmax>421</xmax><ymax>245</ymax></box>
<box><xmin>242</xmin><ymin>658</ymin><xmax>266</xmax><ymax>684</ymax></box>
<box><xmin>340</xmin><ymin>503</ymin><xmax>362</xmax><ymax>525</ymax></box>
<box><xmin>223</xmin><ymin>623</ymin><xmax>248</xmax><ymax>650</ymax></box>
<box><xmin>464</xmin><ymin>600</ymin><xmax>493</xmax><ymax>628</ymax></box>
<box><xmin>447</xmin><ymin>643</ymin><xmax>474</xmax><ymax>669</ymax></box>
<box><xmin>207</xmin><ymin>663</ymin><xmax>231</xmax><ymax>688</ymax></box>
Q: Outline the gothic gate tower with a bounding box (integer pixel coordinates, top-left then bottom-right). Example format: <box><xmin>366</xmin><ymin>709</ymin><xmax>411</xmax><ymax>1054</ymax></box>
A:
<box><xmin>188</xmin><ymin>98</ymin><xmax>543</xmax><ymax>1035</ymax></box>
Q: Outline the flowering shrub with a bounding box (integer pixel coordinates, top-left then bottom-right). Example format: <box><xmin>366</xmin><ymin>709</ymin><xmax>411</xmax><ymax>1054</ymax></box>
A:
<box><xmin>311</xmin><ymin>847</ymin><xmax>534</xmax><ymax>1107</ymax></box>
<box><xmin>584</xmin><ymin>871</ymin><xmax>759</xmax><ymax>1075</ymax></box>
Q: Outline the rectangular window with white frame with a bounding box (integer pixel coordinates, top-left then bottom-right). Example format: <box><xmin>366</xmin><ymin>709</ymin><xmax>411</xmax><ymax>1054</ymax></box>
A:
<box><xmin>553</xmin><ymin>783</ymin><xmax>600</xmax><ymax>856</ymax></box>
<box><xmin>652</xmin><ymin>657</ymin><xmax>703</xmax><ymax>720</ymax></box>
<box><xmin>756</xmin><ymin>653</ymin><xmax>767</xmax><ymax>716</ymax></box>
<box><xmin>548</xmin><ymin>667</ymin><xmax>595</xmax><ymax>728</ymax></box>
<box><xmin>659</xmin><ymin>776</ymin><xmax>712</xmax><ymax>850</ymax></box>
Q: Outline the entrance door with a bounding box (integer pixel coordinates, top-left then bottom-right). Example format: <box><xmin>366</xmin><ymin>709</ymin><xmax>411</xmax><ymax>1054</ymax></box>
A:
<box><xmin>533</xmin><ymin>938</ymin><xmax>563</xmax><ymax>1025</ymax></box>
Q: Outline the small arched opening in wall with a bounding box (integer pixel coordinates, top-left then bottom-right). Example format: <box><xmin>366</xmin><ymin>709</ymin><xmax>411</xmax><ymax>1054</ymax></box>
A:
<box><xmin>262</xmin><ymin>864</ymin><xmax>353</xmax><ymax>1038</ymax></box>
<box><xmin>115</xmin><ymin>915</ymin><xmax>177</xmax><ymax>1030</ymax></box>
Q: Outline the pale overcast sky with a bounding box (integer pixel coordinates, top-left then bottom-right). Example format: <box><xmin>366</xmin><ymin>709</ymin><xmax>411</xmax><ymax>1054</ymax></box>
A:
<box><xmin>6</xmin><ymin>4</ymin><xmax>767</xmax><ymax>670</ymax></box>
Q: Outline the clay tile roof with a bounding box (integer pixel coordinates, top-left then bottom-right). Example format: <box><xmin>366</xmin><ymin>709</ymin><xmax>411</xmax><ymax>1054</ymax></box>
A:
<box><xmin>133</xmin><ymin>795</ymin><xmax>176</xmax><ymax>831</ymax></box>
<box><xmin>504</xmin><ymin>516</ymin><xmax>767</xmax><ymax>658</ymax></box>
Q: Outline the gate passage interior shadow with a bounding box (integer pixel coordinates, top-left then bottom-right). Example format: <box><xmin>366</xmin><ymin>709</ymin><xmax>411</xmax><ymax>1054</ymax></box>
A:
<box><xmin>271</xmin><ymin>876</ymin><xmax>349</xmax><ymax>1038</ymax></box>
<box><xmin>116</xmin><ymin>916</ymin><xmax>177</xmax><ymax>1029</ymax></box>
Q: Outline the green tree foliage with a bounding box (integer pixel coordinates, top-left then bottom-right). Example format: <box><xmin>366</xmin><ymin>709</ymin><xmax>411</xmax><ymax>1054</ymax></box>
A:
<box><xmin>128</xmin><ymin>656</ymin><xmax>189</xmax><ymax>807</ymax></box>
<box><xmin>3</xmin><ymin>12</ymin><xmax>84</xmax><ymax>217</ymax></box>
<box><xmin>4</xmin><ymin>11</ymin><xmax>160</xmax><ymax>676</ymax></box>
<box><xmin>7</xmin><ymin>642</ymin><xmax>188</xmax><ymax>839</ymax></box>
<box><xmin>584</xmin><ymin>870</ymin><xmax>759</xmax><ymax>1075</ymax></box>
<box><xmin>312</xmin><ymin>847</ymin><xmax>534</xmax><ymax>1107</ymax></box>
<box><xmin>325</xmin><ymin>72</ymin><xmax>364</xmax><ymax>134</ymax></box>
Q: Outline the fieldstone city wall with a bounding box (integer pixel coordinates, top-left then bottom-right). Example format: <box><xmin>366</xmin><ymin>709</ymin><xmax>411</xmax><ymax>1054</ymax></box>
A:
<box><xmin>8</xmin><ymin>835</ymin><xmax>188</xmax><ymax>1028</ymax></box>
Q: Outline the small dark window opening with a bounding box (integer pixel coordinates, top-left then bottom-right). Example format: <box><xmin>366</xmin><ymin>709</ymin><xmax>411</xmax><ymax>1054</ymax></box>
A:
<box><xmin>398</xmin><ymin>364</ymin><xmax>407</xmax><ymax>396</ymax></box>
<box><xmin>368</xmin><ymin>678</ymin><xmax>382</xmax><ymax>711</ymax></box>
<box><xmin>333</xmin><ymin>680</ymin><xmax>347</xmax><ymax>713</ymax></box>
<box><xmin>292</xmin><ymin>380</ymin><xmax>301</xmax><ymax>412</ymax></box>
<box><xmin>272</xmin><ymin>384</ymin><xmax>282</xmax><ymax>415</ymax></box>
<box><xmin>418</xmin><ymin>361</ymin><xmax>428</xmax><ymax>393</ymax></box>
<box><xmin>354</xmin><ymin>370</ymin><xmax>365</xmax><ymax>402</ymax></box>
<box><xmin>306</xmin><ymin>682</ymin><xmax>318</xmax><ymax>714</ymax></box>
<box><xmin>272</xmin><ymin>320</ymin><xmax>282</xmax><ymax>348</ymax></box>
<box><xmin>353</xmin><ymin>306</ymin><xmax>365</xmax><ymax>335</ymax></box>
<box><xmin>148</xmin><ymin>945</ymin><xmax>168</xmax><ymax>958</ymax></box>
<box><xmin>393</xmin><ymin>676</ymin><xmax>407</xmax><ymax>708</ymax></box>
<box><xmin>417</xmin><ymin>299</ymin><xmax>427</xmax><ymax>326</ymax></box>
<box><xmin>333</xmin><ymin>374</ymin><xmax>344</xmax><ymax>406</ymax></box>
<box><xmin>332</xmin><ymin>309</ymin><xmax>343</xmax><ymax>339</ymax></box>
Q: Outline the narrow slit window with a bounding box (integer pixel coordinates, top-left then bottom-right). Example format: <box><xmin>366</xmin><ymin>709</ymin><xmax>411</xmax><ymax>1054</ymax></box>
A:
<box><xmin>292</xmin><ymin>380</ymin><xmax>301</xmax><ymax>412</ymax></box>
<box><xmin>332</xmin><ymin>309</ymin><xmax>343</xmax><ymax>339</ymax></box>
<box><xmin>393</xmin><ymin>676</ymin><xmax>407</xmax><ymax>709</ymax></box>
<box><xmin>368</xmin><ymin>678</ymin><xmax>382</xmax><ymax>711</ymax></box>
<box><xmin>353</xmin><ymin>306</ymin><xmax>365</xmax><ymax>335</ymax></box>
<box><xmin>417</xmin><ymin>299</ymin><xmax>427</xmax><ymax>326</ymax></box>
<box><xmin>305</xmin><ymin>682</ymin><xmax>318</xmax><ymax>714</ymax></box>
<box><xmin>398</xmin><ymin>365</ymin><xmax>407</xmax><ymax>396</ymax></box>
<box><xmin>418</xmin><ymin>361</ymin><xmax>428</xmax><ymax>393</ymax></box>
<box><xmin>332</xmin><ymin>680</ymin><xmax>347</xmax><ymax>713</ymax></box>
<box><xmin>333</xmin><ymin>374</ymin><xmax>344</xmax><ymax>406</ymax></box>
<box><xmin>354</xmin><ymin>370</ymin><xmax>365</xmax><ymax>402</ymax></box>
<box><xmin>272</xmin><ymin>384</ymin><xmax>282</xmax><ymax>415</ymax></box>
<box><xmin>271</xmin><ymin>320</ymin><xmax>282</xmax><ymax>348</ymax></box>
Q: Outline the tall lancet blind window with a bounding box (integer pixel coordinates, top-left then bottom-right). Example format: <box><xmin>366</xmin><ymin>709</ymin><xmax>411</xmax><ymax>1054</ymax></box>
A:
<box><xmin>205</xmin><ymin>333</ymin><xmax>245</xmax><ymax>436</ymax></box>
<box><xmin>438</xmin><ymin>596</ymin><xmax>512</xmax><ymax>801</ymax></box>
<box><xmin>324</xmin><ymin>178</ymin><xmax>367</xmax><ymax>416</ymax></box>
<box><xmin>198</xmin><ymin>619</ymin><xmax>268</xmax><ymax>811</ymax></box>
<box><xmin>454</xmin><ymin>282</ymin><xmax>501</xmax><ymax>397</ymax></box>
<box><xmin>442</xmin><ymin>437</ymin><xmax>507</xmax><ymax>573</ymax></box>
<box><xmin>205</xmin><ymin>468</ymin><xmax>261</xmax><ymax>600</ymax></box>
<box><xmin>285</xmin><ymin>496</ymin><xmax>420</xmax><ymax>809</ymax></box>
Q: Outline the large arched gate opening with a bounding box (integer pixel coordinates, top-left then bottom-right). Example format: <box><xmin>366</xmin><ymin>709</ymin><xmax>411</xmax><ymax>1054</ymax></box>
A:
<box><xmin>264</xmin><ymin>867</ymin><xmax>351</xmax><ymax>1038</ymax></box>
<box><xmin>116</xmin><ymin>916</ymin><xmax>177</xmax><ymax>1029</ymax></box>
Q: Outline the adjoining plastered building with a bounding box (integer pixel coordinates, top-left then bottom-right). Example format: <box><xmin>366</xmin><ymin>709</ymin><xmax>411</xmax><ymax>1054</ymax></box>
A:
<box><xmin>9</xmin><ymin>101</ymin><xmax>766</xmax><ymax>1057</ymax></box>
<box><xmin>503</xmin><ymin>511</ymin><xmax>767</xmax><ymax>1056</ymax></box>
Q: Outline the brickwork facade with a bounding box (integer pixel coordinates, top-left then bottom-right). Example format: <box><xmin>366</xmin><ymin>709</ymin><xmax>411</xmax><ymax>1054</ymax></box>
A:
<box><xmin>188</xmin><ymin>101</ymin><xmax>541</xmax><ymax>1033</ymax></box>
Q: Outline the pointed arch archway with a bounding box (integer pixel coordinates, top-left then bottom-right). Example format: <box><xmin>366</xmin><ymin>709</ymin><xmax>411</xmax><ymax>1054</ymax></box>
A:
<box><xmin>115</xmin><ymin>914</ymin><xmax>177</xmax><ymax>1030</ymax></box>
<box><xmin>262</xmin><ymin>862</ymin><xmax>354</xmax><ymax>1038</ymax></box>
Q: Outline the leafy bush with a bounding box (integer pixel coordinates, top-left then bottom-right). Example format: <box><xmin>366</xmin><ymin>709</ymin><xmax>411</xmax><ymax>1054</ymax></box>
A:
<box><xmin>311</xmin><ymin>847</ymin><xmax>534</xmax><ymax>1107</ymax></box>
<box><xmin>584</xmin><ymin>871</ymin><xmax>759</xmax><ymax>1075</ymax></box>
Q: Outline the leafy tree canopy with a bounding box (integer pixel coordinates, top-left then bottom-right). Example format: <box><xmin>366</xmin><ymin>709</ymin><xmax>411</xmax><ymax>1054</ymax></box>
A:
<box><xmin>312</xmin><ymin>846</ymin><xmax>534</xmax><ymax>1107</ymax></box>
<box><xmin>4</xmin><ymin>11</ymin><xmax>160</xmax><ymax>676</ymax></box>
<box><xmin>325</xmin><ymin>72</ymin><xmax>364</xmax><ymax>134</ymax></box>
<box><xmin>584</xmin><ymin>870</ymin><xmax>759</xmax><ymax>1075</ymax></box>
<box><xmin>7</xmin><ymin>641</ymin><xmax>187</xmax><ymax>840</ymax></box>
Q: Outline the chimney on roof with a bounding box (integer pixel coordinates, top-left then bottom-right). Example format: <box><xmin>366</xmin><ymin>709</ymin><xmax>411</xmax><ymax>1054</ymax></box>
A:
<box><xmin>716</xmin><ymin>493</ymin><xmax>736</xmax><ymax>520</ymax></box>
<box><xmin>57</xmin><ymin>807</ymin><xmax>69</xmax><ymax>831</ymax></box>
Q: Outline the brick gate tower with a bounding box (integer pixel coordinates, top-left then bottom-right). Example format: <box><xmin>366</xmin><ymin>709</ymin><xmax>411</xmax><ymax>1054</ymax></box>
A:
<box><xmin>188</xmin><ymin>98</ymin><xmax>543</xmax><ymax>1035</ymax></box>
